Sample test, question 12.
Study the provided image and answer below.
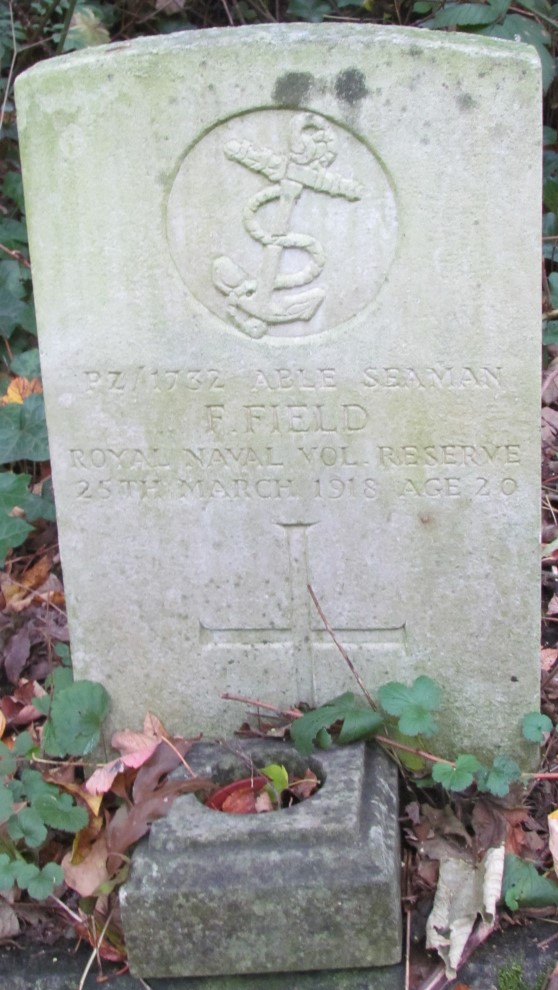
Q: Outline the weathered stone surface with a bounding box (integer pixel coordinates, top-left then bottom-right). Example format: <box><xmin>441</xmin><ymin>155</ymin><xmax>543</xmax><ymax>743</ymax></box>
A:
<box><xmin>15</xmin><ymin>25</ymin><xmax>541</xmax><ymax>759</ymax></box>
<box><xmin>120</xmin><ymin>741</ymin><xmax>401</xmax><ymax>978</ymax></box>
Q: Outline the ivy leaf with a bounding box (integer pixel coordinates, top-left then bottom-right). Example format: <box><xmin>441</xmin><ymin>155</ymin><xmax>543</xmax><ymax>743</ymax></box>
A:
<box><xmin>503</xmin><ymin>853</ymin><xmax>558</xmax><ymax>910</ymax></box>
<box><xmin>290</xmin><ymin>693</ymin><xmax>359</xmax><ymax>755</ymax></box>
<box><xmin>43</xmin><ymin>681</ymin><xmax>110</xmax><ymax>756</ymax></box>
<box><xmin>522</xmin><ymin>711</ymin><xmax>553</xmax><ymax>743</ymax></box>
<box><xmin>33</xmin><ymin>792</ymin><xmax>88</xmax><ymax>833</ymax></box>
<box><xmin>10</xmin><ymin>348</ymin><xmax>40</xmax><ymax>378</ymax></box>
<box><xmin>476</xmin><ymin>755</ymin><xmax>522</xmax><ymax>798</ymax></box>
<box><xmin>432</xmin><ymin>754</ymin><xmax>483</xmax><ymax>792</ymax></box>
<box><xmin>0</xmin><ymin>471</ymin><xmax>34</xmax><ymax>564</ymax></box>
<box><xmin>8</xmin><ymin>807</ymin><xmax>48</xmax><ymax>848</ymax></box>
<box><xmin>27</xmin><ymin>862</ymin><xmax>63</xmax><ymax>900</ymax></box>
<box><xmin>337</xmin><ymin>707</ymin><xmax>383</xmax><ymax>744</ymax></box>
<box><xmin>0</xmin><ymin>394</ymin><xmax>50</xmax><ymax>463</ymax></box>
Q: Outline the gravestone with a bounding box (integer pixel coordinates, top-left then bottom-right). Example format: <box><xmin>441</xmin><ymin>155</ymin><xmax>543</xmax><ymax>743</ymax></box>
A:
<box><xmin>16</xmin><ymin>24</ymin><xmax>540</xmax><ymax>763</ymax></box>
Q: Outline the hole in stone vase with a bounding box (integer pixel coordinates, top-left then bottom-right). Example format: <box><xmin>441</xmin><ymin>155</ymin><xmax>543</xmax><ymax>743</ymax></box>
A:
<box><xmin>203</xmin><ymin>750</ymin><xmax>324</xmax><ymax>815</ymax></box>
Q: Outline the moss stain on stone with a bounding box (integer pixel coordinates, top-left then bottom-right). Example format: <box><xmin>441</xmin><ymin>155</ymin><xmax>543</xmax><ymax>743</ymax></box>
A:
<box><xmin>334</xmin><ymin>68</ymin><xmax>367</xmax><ymax>105</ymax></box>
<box><xmin>272</xmin><ymin>71</ymin><xmax>313</xmax><ymax>106</ymax></box>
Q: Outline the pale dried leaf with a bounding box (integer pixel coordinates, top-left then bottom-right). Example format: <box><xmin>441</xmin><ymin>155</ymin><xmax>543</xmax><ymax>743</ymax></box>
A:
<box><xmin>62</xmin><ymin>835</ymin><xmax>110</xmax><ymax>897</ymax></box>
<box><xmin>548</xmin><ymin>809</ymin><xmax>558</xmax><ymax>875</ymax></box>
<box><xmin>426</xmin><ymin>845</ymin><xmax>504</xmax><ymax>978</ymax></box>
<box><xmin>0</xmin><ymin>897</ymin><xmax>20</xmax><ymax>938</ymax></box>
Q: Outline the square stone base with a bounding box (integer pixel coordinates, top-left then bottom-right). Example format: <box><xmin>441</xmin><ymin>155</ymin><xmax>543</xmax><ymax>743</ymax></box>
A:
<box><xmin>121</xmin><ymin>741</ymin><xmax>402</xmax><ymax>980</ymax></box>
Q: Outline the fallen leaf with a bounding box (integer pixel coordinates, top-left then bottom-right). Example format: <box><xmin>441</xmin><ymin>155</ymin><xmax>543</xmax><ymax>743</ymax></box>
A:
<box><xmin>62</xmin><ymin>834</ymin><xmax>110</xmax><ymax>897</ymax></box>
<box><xmin>255</xmin><ymin>790</ymin><xmax>274</xmax><ymax>813</ymax></box>
<box><xmin>548</xmin><ymin>809</ymin><xmax>558</xmax><ymax>876</ymax></box>
<box><xmin>0</xmin><ymin>710</ymin><xmax>5</xmax><ymax>740</ymax></box>
<box><xmin>132</xmin><ymin>738</ymin><xmax>194</xmax><ymax>804</ymax></box>
<box><xmin>0</xmin><ymin>377</ymin><xmax>42</xmax><ymax>405</ymax></box>
<box><xmin>106</xmin><ymin>777</ymin><xmax>212</xmax><ymax>874</ymax></box>
<box><xmin>0</xmin><ymin>897</ymin><xmax>20</xmax><ymax>939</ymax></box>
<box><xmin>222</xmin><ymin>786</ymin><xmax>259</xmax><ymax>814</ymax></box>
<box><xmin>3</xmin><ymin>626</ymin><xmax>31</xmax><ymax>684</ymax></box>
<box><xmin>426</xmin><ymin>844</ymin><xmax>504</xmax><ymax>977</ymax></box>
<box><xmin>289</xmin><ymin>769</ymin><xmax>319</xmax><ymax>800</ymax></box>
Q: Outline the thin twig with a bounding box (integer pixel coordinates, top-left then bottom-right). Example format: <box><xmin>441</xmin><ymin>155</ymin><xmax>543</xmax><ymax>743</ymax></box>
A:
<box><xmin>221</xmin><ymin>692</ymin><xmax>303</xmax><ymax>719</ymax></box>
<box><xmin>78</xmin><ymin>910</ymin><xmax>113</xmax><ymax>990</ymax></box>
<box><xmin>48</xmin><ymin>894</ymin><xmax>83</xmax><ymax>926</ymax></box>
<box><xmin>307</xmin><ymin>584</ymin><xmax>377</xmax><ymax>709</ymax></box>
<box><xmin>0</xmin><ymin>244</ymin><xmax>31</xmax><ymax>269</ymax></box>
<box><xmin>160</xmin><ymin>736</ymin><xmax>197</xmax><ymax>778</ymax></box>
<box><xmin>375</xmin><ymin>733</ymin><xmax>453</xmax><ymax>766</ymax></box>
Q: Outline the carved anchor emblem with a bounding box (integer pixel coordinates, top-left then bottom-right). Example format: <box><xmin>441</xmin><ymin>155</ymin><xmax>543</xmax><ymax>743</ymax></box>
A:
<box><xmin>212</xmin><ymin>113</ymin><xmax>363</xmax><ymax>339</ymax></box>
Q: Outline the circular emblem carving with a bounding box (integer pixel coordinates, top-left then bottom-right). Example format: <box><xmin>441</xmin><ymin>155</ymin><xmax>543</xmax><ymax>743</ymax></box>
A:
<box><xmin>167</xmin><ymin>109</ymin><xmax>397</xmax><ymax>340</ymax></box>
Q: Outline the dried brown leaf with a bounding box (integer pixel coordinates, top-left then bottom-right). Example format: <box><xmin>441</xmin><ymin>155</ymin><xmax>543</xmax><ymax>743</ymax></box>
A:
<box><xmin>289</xmin><ymin>769</ymin><xmax>319</xmax><ymax>800</ymax></box>
<box><xmin>62</xmin><ymin>834</ymin><xmax>110</xmax><ymax>897</ymax></box>
<box><xmin>3</xmin><ymin>626</ymin><xmax>31</xmax><ymax>684</ymax></box>
<box><xmin>222</xmin><ymin>786</ymin><xmax>258</xmax><ymax>814</ymax></box>
<box><xmin>0</xmin><ymin>897</ymin><xmax>20</xmax><ymax>939</ymax></box>
<box><xmin>132</xmin><ymin>738</ymin><xmax>193</xmax><ymax>805</ymax></box>
<box><xmin>106</xmin><ymin>777</ymin><xmax>212</xmax><ymax>873</ymax></box>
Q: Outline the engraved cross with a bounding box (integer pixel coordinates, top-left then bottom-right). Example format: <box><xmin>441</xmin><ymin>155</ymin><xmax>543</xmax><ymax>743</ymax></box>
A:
<box><xmin>200</xmin><ymin>523</ymin><xmax>406</xmax><ymax>704</ymax></box>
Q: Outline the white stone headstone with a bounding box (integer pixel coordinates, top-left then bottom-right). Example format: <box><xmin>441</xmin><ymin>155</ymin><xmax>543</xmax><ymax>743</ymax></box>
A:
<box><xmin>16</xmin><ymin>25</ymin><xmax>540</xmax><ymax>758</ymax></box>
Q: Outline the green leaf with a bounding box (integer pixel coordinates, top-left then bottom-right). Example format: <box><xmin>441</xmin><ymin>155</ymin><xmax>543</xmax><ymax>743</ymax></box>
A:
<box><xmin>27</xmin><ymin>862</ymin><xmax>63</xmax><ymax>900</ymax></box>
<box><xmin>33</xmin><ymin>792</ymin><xmax>88</xmax><ymax>833</ymax></box>
<box><xmin>398</xmin><ymin>703</ymin><xmax>438</xmax><ymax>737</ymax></box>
<box><xmin>44</xmin><ymin>666</ymin><xmax>74</xmax><ymax>693</ymax></box>
<box><xmin>522</xmin><ymin>711</ymin><xmax>553</xmax><ymax>742</ymax></box>
<box><xmin>337</xmin><ymin>707</ymin><xmax>383</xmax><ymax>744</ymax></box>
<box><xmin>287</xmin><ymin>0</ymin><xmax>332</xmax><ymax>20</ymax></box>
<box><xmin>20</xmin><ymin>769</ymin><xmax>58</xmax><ymax>803</ymax></box>
<box><xmin>0</xmin><ymin>741</ymin><xmax>17</xmax><ymax>777</ymax></box>
<box><xmin>548</xmin><ymin>272</ymin><xmax>558</xmax><ymax>310</ymax></box>
<box><xmin>476</xmin><ymin>755</ymin><xmax>522</xmax><ymax>797</ymax></box>
<box><xmin>0</xmin><ymin>853</ymin><xmax>18</xmax><ymax>891</ymax></box>
<box><xmin>290</xmin><ymin>693</ymin><xmax>358</xmax><ymax>755</ymax></box>
<box><xmin>10</xmin><ymin>348</ymin><xmax>40</xmax><ymax>378</ymax></box>
<box><xmin>430</xmin><ymin>1</ymin><xmax>503</xmax><ymax>27</ymax></box>
<box><xmin>261</xmin><ymin>764</ymin><xmax>289</xmax><ymax>795</ymax></box>
<box><xmin>480</xmin><ymin>14</ymin><xmax>555</xmax><ymax>92</ymax></box>
<box><xmin>544</xmin><ymin>179</ymin><xmax>558</xmax><ymax>214</ymax></box>
<box><xmin>0</xmin><ymin>785</ymin><xmax>14</xmax><ymax>823</ymax></box>
<box><xmin>54</xmin><ymin>643</ymin><xmax>72</xmax><ymax>667</ymax></box>
<box><xmin>378</xmin><ymin>675</ymin><xmax>440</xmax><ymax>737</ymax></box>
<box><xmin>0</xmin><ymin>394</ymin><xmax>50</xmax><ymax>463</ymax></box>
<box><xmin>432</xmin><ymin>754</ymin><xmax>483</xmax><ymax>792</ymax></box>
<box><xmin>44</xmin><ymin>681</ymin><xmax>110</xmax><ymax>756</ymax></box>
<box><xmin>2</xmin><ymin>174</ymin><xmax>24</xmax><ymax>213</ymax></box>
<box><xmin>12</xmin><ymin>860</ymin><xmax>39</xmax><ymax>891</ymax></box>
<box><xmin>0</xmin><ymin>470</ymin><xmax>34</xmax><ymax>563</ymax></box>
<box><xmin>544</xmin><ymin>126</ymin><xmax>558</xmax><ymax>145</ymax></box>
<box><xmin>543</xmin><ymin>320</ymin><xmax>558</xmax><ymax>346</ymax></box>
<box><xmin>8</xmin><ymin>806</ymin><xmax>48</xmax><ymax>848</ymax></box>
<box><xmin>503</xmin><ymin>853</ymin><xmax>558</xmax><ymax>910</ymax></box>
<box><xmin>13</xmin><ymin>731</ymin><xmax>34</xmax><ymax>758</ymax></box>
